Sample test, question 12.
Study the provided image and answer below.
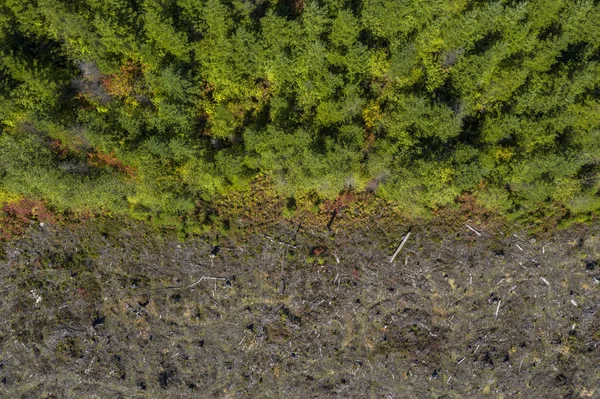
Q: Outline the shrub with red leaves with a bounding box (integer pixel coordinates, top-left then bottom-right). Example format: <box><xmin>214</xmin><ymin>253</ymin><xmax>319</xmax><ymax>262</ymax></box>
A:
<box><xmin>0</xmin><ymin>199</ymin><xmax>57</xmax><ymax>240</ymax></box>
<box><xmin>320</xmin><ymin>191</ymin><xmax>356</xmax><ymax>214</ymax></box>
<box><xmin>87</xmin><ymin>149</ymin><xmax>135</xmax><ymax>177</ymax></box>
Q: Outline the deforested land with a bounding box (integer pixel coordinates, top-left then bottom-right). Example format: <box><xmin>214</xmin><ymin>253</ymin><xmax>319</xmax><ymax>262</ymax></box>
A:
<box><xmin>1</xmin><ymin>204</ymin><xmax>600</xmax><ymax>398</ymax></box>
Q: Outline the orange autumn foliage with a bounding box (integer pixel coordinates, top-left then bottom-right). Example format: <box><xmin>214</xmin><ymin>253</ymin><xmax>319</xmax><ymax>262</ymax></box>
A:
<box><xmin>87</xmin><ymin>149</ymin><xmax>135</xmax><ymax>177</ymax></box>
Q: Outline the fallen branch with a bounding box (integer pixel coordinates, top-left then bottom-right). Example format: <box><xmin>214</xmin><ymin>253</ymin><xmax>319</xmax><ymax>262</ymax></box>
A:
<box><xmin>146</xmin><ymin>276</ymin><xmax>227</xmax><ymax>291</ymax></box>
<box><xmin>465</xmin><ymin>224</ymin><xmax>481</xmax><ymax>236</ymax></box>
<box><xmin>263</xmin><ymin>234</ymin><xmax>297</xmax><ymax>248</ymax></box>
<box><xmin>187</xmin><ymin>276</ymin><xmax>227</xmax><ymax>289</ymax></box>
<box><xmin>390</xmin><ymin>232</ymin><xmax>411</xmax><ymax>263</ymax></box>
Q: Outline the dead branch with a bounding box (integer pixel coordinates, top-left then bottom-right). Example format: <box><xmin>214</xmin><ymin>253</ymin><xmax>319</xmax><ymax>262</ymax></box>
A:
<box><xmin>465</xmin><ymin>224</ymin><xmax>481</xmax><ymax>236</ymax></box>
<box><xmin>187</xmin><ymin>276</ymin><xmax>227</xmax><ymax>289</ymax></box>
<box><xmin>145</xmin><ymin>276</ymin><xmax>227</xmax><ymax>291</ymax></box>
<box><xmin>390</xmin><ymin>232</ymin><xmax>411</xmax><ymax>263</ymax></box>
<box><xmin>263</xmin><ymin>234</ymin><xmax>297</xmax><ymax>248</ymax></box>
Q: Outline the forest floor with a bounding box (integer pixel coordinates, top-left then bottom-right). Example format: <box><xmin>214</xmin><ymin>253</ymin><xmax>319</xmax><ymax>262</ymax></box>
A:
<box><xmin>1</xmin><ymin>202</ymin><xmax>600</xmax><ymax>398</ymax></box>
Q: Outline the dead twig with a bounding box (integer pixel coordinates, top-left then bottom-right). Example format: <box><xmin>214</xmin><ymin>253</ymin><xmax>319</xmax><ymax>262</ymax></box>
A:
<box><xmin>519</xmin><ymin>357</ymin><xmax>523</xmax><ymax>373</ymax></box>
<box><xmin>333</xmin><ymin>252</ymin><xmax>340</xmax><ymax>264</ymax></box>
<box><xmin>570</xmin><ymin>299</ymin><xmax>578</xmax><ymax>307</ymax></box>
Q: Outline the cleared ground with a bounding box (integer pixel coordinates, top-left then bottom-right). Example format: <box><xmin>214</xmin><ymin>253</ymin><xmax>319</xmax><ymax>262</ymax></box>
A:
<box><xmin>1</xmin><ymin>214</ymin><xmax>599</xmax><ymax>398</ymax></box>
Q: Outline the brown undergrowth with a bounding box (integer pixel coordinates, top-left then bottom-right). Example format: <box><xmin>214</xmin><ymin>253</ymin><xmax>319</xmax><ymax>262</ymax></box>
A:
<box><xmin>0</xmin><ymin>173</ymin><xmax>576</xmax><ymax>246</ymax></box>
<box><xmin>0</xmin><ymin>199</ymin><xmax>58</xmax><ymax>240</ymax></box>
<box><xmin>208</xmin><ymin>174</ymin><xmax>406</xmax><ymax>238</ymax></box>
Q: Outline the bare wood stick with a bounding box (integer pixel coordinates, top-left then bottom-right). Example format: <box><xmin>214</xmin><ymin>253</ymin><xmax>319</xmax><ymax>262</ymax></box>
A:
<box><xmin>495</xmin><ymin>300</ymin><xmax>501</xmax><ymax>318</ymax></box>
<box><xmin>540</xmin><ymin>276</ymin><xmax>550</xmax><ymax>287</ymax></box>
<box><xmin>144</xmin><ymin>276</ymin><xmax>226</xmax><ymax>292</ymax></box>
<box><xmin>187</xmin><ymin>276</ymin><xmax>227</xmax><ymax>289</ymax></box>
<box><xmin>519</xmin><ymin>357</ymin><xmax>523</xmax><ymax>373</ymax></box>
<box><xmin>390</xmin><ymin>232</ymin><xmax>411</xmax><ymax>263</ymax></box>
<box><xmin>466</xmin><ymin>224</ymin><xmax>481</xmax><ymax>236</ymax></box>
<box><xmin>263</xmin><ymin>234</ymin><xmax>297</xmax><ymax>248</ymax></box>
